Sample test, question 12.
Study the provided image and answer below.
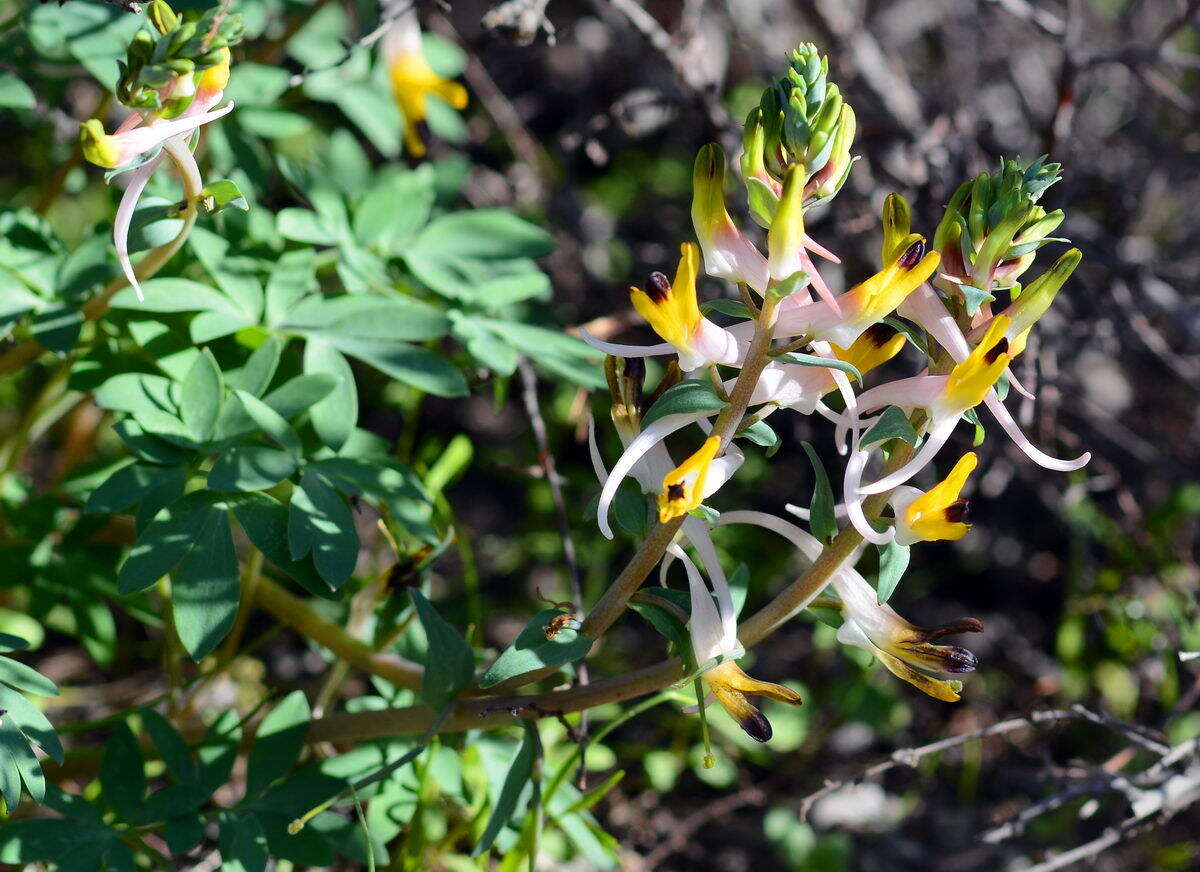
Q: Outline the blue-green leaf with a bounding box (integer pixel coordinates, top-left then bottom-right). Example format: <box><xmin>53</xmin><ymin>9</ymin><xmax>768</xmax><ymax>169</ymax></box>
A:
<box><xmin>479</xmin><ymin>609</ymin><xmax>593</xmax><ymax>688</ymax></box>
<box><xmin>410</xmin><ymin>589</ymin><xmax>474</xmax><ymax>710</ymax></box>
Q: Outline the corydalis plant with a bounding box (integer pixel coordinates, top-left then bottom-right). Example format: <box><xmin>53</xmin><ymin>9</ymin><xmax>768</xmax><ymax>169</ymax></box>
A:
<box><xmin>587</xmin><ymin>44</ymin><xmax>1089</xmax><ymax>741</ymax></box>
<box><xmin>79</xmin><ymin>0</ymin><xmax>244</xmax><ymax>302</ymax></box>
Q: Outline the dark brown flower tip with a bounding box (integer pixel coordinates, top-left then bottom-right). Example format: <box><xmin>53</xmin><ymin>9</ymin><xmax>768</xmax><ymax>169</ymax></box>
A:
<box><xmin>936</xmin><ymin>645</ymin><xmax>979</xmax><ymax>673</ymax></box>
<box><xmin>645</xmin><ymin>271</ymin><xmax>672</xmax><ymax>303</ymax></box>
<box><xmin>983</xmin><ymin>337</ymin><xmax>1010</xmax><ymax>364</ymax></box>
<box><xmin>943</xmin><ymin>500</ymin><xmax>970</xmax><ymax>524</ymax></box>
<box><xmin>862</xmin><ymin>322</ymin><xmax>900</xmax><ymax>348</ymax></box>
<box><xmin>666</xmin><ymin>483</ymin><xmax>686</xmax><ymax>501</ymax></box>
<box><xmin>624</xmin><ymin>357</ymin><xmax>646</xmax><ymax>382</ymax></box>
<box><xmin>899</xmin><ymin>239</ymin><xmax>926</xmax><ymax>269</ymax></box>
<box><xmin>925</xmin><ymin>617</ymin><xmax>985</xmax><ymax>641</ymax></box>
<box><xmin>741</xmin><ymin>709</ymin><xmax>773</xmax><ymax>742</ymax></box>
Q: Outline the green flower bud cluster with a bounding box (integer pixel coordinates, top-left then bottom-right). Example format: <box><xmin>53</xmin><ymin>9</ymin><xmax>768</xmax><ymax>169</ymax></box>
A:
<box><xmin>117</xmin><ymin>0</ymin><xmax>245</xmax><ymax>112</ymax></box>
<box><xmin>933</xmin><ymin>157</ymin><xmax>1070</xmax><ymax>315</ymax></box>
<box><xmin>740</xmin><ymin>44</ymin><xmax>856</xmax><ymax>226</ymax></box>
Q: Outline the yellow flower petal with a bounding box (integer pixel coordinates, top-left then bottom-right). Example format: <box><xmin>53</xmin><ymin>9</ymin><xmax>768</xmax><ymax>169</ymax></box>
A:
<box><xmin>944</xmin><ymin>315</ymin><xmax>1012</xmax><ymax>410</ymax></box>
<box><xmin>658</xmin><ymin>435</ymin><xmax>720</xmax><ymax>522</ymax></box>
<box><xmin>902</xmin><ymin>452</ymin><xmax>977</xmax><ymax>542</ymax></box>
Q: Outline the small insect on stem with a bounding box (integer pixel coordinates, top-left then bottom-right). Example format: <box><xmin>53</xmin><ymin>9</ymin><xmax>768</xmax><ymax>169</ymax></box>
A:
<box><xmin>535</xmin><ymin>586</ymin><xmax>578</xmax><ymax>639</ymax></box>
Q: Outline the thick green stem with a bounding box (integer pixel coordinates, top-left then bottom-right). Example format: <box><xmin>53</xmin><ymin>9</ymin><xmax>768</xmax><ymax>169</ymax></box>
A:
<box><xmin>253</xmin><ymin>577</ymin><xmax>424</xmax><ymax>691</ymax></box>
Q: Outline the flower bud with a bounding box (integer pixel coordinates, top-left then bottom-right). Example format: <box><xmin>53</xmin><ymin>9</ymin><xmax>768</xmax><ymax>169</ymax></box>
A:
<box><xmin>934</xmin><ymin>157</ymin><xmax>1067</xmax><ymax>311</ymax></box>
<box><xmin>149</xmin><ymin>0</ymin><xmax>180</xmax><ymax>35</ymax></box>
<box><xmin>740</xmin><ymin>43</ymin><xmax>857</xmax><ymax>211</ymax></box>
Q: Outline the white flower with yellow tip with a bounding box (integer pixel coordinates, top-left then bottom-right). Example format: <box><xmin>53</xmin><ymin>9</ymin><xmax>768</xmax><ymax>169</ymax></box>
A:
<box><xmin>383</xmin><ymin>10</ymin><xmax>468</xmax><ymax>159</ymax></box>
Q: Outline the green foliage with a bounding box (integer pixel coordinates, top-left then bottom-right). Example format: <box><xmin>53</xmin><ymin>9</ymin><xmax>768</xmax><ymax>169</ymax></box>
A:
<box><xmin>480</xmin><ymin>608</ymin><xmax>594</xmax><ymax>688</ymax></box>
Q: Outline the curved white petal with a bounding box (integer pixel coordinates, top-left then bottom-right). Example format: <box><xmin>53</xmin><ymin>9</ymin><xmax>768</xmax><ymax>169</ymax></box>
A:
<box><xmin>595</xmin><ymin>410</ymin><xmax>709</xmax><ymax>538</ymax></box>
<box><xmin>113</xmin><ymin>150</ymin><xmax>167</xmax><ymax>302</ymax></box>
<box><xmin>677</xmin><ymin>546</ymin><xmax>729</xmax><ymax>664</ymax></box>
<box><xmin>984</xmin><ymin>392</ymin><xmax>1091</xmax><ymax>472</ymax></box>
<box><xmin>843</xmin><ymin>448</ymin><xmax>896</xmax><ymax>545</ymax></box>
<box><xmin>586</xmin><ymin>414</ymin><xmax>609</xmax><ymax>485</ymax></box>
<box><xmin>856</xmin><ymin>417</ymin><xmax>958</xmax><ymax>496</ymax></box>
<box><xmin>682</xmin><ymin>516</ymin><xmax>735</xmax><ymax>645</ymax></box>
<box><xmin>1006</xmin><ymin>370</ymin><xmax>1037</xmax><ymax>401</ymax></box>
<box><xmin>580</xmin><ymin>329</ymin><xmax>675</xmax><ymax>358</ymax></box>
<box><xmin>162</xmin><ymin>136</ymin><xmax>202</xmax><ymax>196</ymax></box>
<box><xmin>898</xmin><ymin>284</ymin><xmax>969</xmax><ymax>361</ymax></box>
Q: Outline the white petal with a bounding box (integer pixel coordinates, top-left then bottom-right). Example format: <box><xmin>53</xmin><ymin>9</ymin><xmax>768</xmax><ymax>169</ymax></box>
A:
<box><xmin>579</xmin><ymin>329</ymin><xmax>675</xmax><ymax>358</ymax></box>
<box><xmin>984</xmin><ymin>392</ymin><xmax>1091</xmax><ymax>472</ymax></box>
<box><xmin>898</xmin><ymin>284</ymin><xmax>969</xmax><ymax>361</ymax></box>
<box><xmin>595</xmin><ymin>410</ymin><xmax>709</xmax><ymax>538</ymax></box>
<box><xmin>843</xmin><ymin>448</ymin><xmax>896</xmax><ymax>545</ymax></box>
<box><xmin>586</xmin><ymin>414</ymin><xmax>609</xmax><ymax>485</ymax></box>
<box><xmin>856</xmin><ymin>417</ymin><xmax>958</xmax><ymax>496</ymax></box>
<box><xmin>677</xmin><ymin>546</ymin><xmax>729</xmax><ymax>664</ymax></box>
<box><xmin>682</xmin><ymin>516</ymin><xmax>736</xmax><ymax>645</ymax></box>
<box><xmin>112</xmin><ymin>150</ymin><xmax>167</xmax><ymax>302</ymax></box>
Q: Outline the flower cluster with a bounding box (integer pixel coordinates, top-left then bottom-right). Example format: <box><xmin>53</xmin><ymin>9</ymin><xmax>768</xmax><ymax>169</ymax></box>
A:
<box><xmin>587</xmin><ymin>45</ymin><xmax>1088</xmax><ymax>740</ymax></box>
<box><xmin>79</xmin><ymin>0</ymin><xmax>243</xmax><ymax>301</ymax></box>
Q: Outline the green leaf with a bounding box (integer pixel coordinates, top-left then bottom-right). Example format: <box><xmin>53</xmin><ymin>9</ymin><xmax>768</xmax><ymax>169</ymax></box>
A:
<box><xmin>165</xmin><ymin>815</ymin><xmax>204</xmax><ymax>855</ymax></box>
<box><xmin>277</xmin><ymin>208</ymin><xmax>344</xmax><ymax>246</ymax></box>
<box><xmin>265</xmin><ymin>249</ymin><xmax>317</xmax><ymax>328</ymax></box>
<box><xmin>0</xmin><ymin>655</ymin><xmax>59</xmax><ymax>697</ymax></box>
<box><xmin>958</xmin><ymin>283</ymin><xmax>995</xmax><ymax>316</ymax></box>
<box><xmin>246</xmin><ymin>690</ymin><xmax>311</xmax><ymax>798</ymax></box>
<box><xmin>700</xmin><ymin>298</ymin><xmax>752</xmax><ymax>319</ymax></box>
<box><xmin>198</xmin><ymin>179</ymin><xmax>250</xmax><ymax>215</ymax></box>
<box><xmin>234</xmin><ymin>390</ymin><xmax>303</xmax><ymax>456</ymax></box>
<box><xmin>298</xmin><ymin>341</ymin><xmax>356</xmax><ymax>453</ymax></box>
<box><xmin>882</xmin><ymin>316</ymin><xmax>931</xmax><ymax>358</ymax></box>
<box><xmin>110</xmin><ymin>278</ymin><xmax>248</xmax><ymax>317</ymax></box>
<box><xmin>231</xmin><ymin>493</ymin><xmax>332</xmax><ymax>597</ymax></box>
<box><xmin>410</xmin><ymin>589</ymin><xmax>474</xmax><ymax>710</ymax></box>
<box><xmin>773</xmin><ymin>352</ymin><xmax>862</xmax><ymax>384</ymax></box>
<box><xmin>876</xmin><ymin>540</ymin><xmax>910</xmax><ymax>605</ymax></box>
<box><xmin>801</xmin><ymin>442</ymin><xmax>837</xmax><ymax>544</ymax></box>
<box><xmin>223</xmin><ymin>62</ymin><xmax>292</xmax><ymax>106</ymax></box>
<box><xmin>352</xmin><ymin>169</ymin><xmax>434</xmax><ymax>254</ymax></box>
<box><xmin>171</xmin><ymin>509</ymin><xmax>240</xmax><ymax>660</ymax></box>
<box><xmin>263</xmin><ymin>373</ymin><xmax>340</xmax><ymax>420</ymax></box>
<box><xmin>139</xmin><ymin>709</ymin><xmax>197</xmax><ymax>785</ymax></box>
<box><xmin>281</xmin><ymin>294</ymin><xmax>450</xmax><ymax>343</ymax></box>
<box><xmin>479</xmin><ymin>609</ymin><xmax>593</xmax><ymax>688</ymax></box>
<box><xmin>0</xmin><ymin>685</ymin><xmax>62</xmax><ymax>762</ymax></box>
<box><xmin>219</xmin><ymin>812</ymin><xmax>269</xmax><ymax>872</ymax></box>
<box><xmin>85</xmin><ymin>461</ymin><xmax>189</xmax><ymax>531</ymax></box>
<box><xmin>329</xmin><ymin>336</ymin><xmax>467</xmax><ymax>397</ymax></box>
<box><xmin>208</xmin><ymin>446</ymin><xmax>299</xmax><ymax>492</ymax></box>
<box><xmin>641</xmin><ymin>380</ymin><xmax>726</xmax><ymax>427</ymax></box>
<box><xmin>737</xmin><ymin>418</ymin><xmax>780</xmax><ymax>454</ymax></box>
<box><xmin>332</xmin><ymin>81</ymin><xmax>404</xmax><ymax>158</ymax></box>
<box><xmin>230</xmin><ymin>334</ymin><xmax>284</xmax><ymax>396</ymax></box>
<box><xmin>180</xmin><ymin>348</ymin><xmax>224</xmax><ymax>442</ymax></box>
<box><xmin>100</xmin><ymin>722</ymin><xmax>145</xmax><ymax>819</ymax></box>
<box><xmin>0</xmin><ymin>73</ymin><xmax>35</xmax><ymax>109</ymax></box>
<box><xmin>861</xmin><ymin>406</ymin><xmax>920</xmax><ymax>448</ymax></box>
<box><xmin>473</xmin><ymin>727</ymin><xmax>537</xmax><ymax>856</ymax></box>
<box><xmin>117</xmin><ymin>493</ymin><xmax>221</xmax><ymax>594</ymax></box>
<box><xmin>288</xmin><ymin>469</ymin><xmax>359</xmax><ymax>589</ymax></box>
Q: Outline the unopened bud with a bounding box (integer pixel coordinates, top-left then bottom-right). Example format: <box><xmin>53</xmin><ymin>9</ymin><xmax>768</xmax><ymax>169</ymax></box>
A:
<box><xmin>148</xmin><ymin>0</ymin><xmax>179</xmax><ymax>35</ymax></box>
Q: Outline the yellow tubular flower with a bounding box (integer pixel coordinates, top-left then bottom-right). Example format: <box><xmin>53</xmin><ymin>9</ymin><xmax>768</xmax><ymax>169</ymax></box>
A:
<box><xmin>703</xmin><ymin>660</ymin><xmax>802</xmax><ymax>742</ymax></box>
<box><xmin>630</xmin><ymin>243</ymin><xmax>702</xmax><ymax>351</ymax></box>
<box><xmin>874</xmin><ymin>617</ymin><xmax>984</xmax><ymax>702</ymax></box>
<box><xmin>658</xmin><ymin>435</ymin><xmax>720</xmax><ymax>522</ymax></box>
<box><xmin>943</xmin><ymin>315</ymin><xmax>1013</xmax><ymax>411</ymax></box>
<box><xmin>831</xmin><ymin>323</ymin><xmax>907</xmax><ymax>379</ymax></box>
<box><xmin>197</xmin><ymin>47</ymin><xmax>231</xmax><ymax>97</ymax></box>
<box><xmin>892</xmin><ymin>453</ymin><xmax>977</xmax><ymax>545</ymax></box>
<box><xmin>388</xmin><ymin>45</ymin><xmax>468</xmax><ymax>158</ymax></box>
<box><xmin>845</xmin><ymin>239</ymin><xmax>940</xmax><ymax>327</ymax></box>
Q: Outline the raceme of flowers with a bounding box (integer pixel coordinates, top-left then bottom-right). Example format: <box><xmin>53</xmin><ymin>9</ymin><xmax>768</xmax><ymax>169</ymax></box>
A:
<box><xmin>80</xmin><ymin>2</ymin><xmax>468</xmax><ymax>303</ymax></box>
<box><xmin>586</xmin><ymin>45</ymin><xmax>1089</xmax><ymax>741</ymax></box>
